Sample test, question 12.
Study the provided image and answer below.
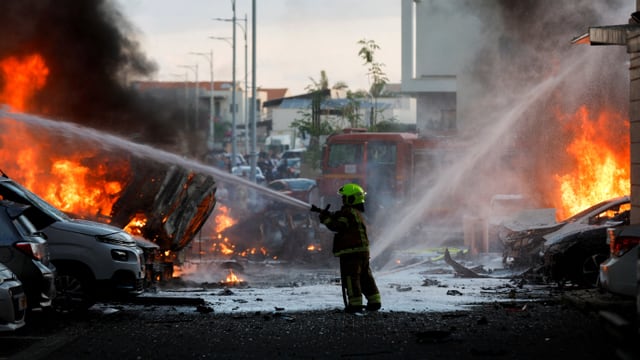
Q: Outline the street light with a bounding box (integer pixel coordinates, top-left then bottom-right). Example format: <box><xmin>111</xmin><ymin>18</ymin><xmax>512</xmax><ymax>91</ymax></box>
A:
<box><xmin>178</xmin><ymin>64</ymin><xmax>198</xmax><ymax>133</ymax></box>
<box><xmin>250</xmin><ymin>0</ymin><xmax>257</xmax><ymax>183</ymax></box>
<box><xmin>213</xmin><ymin>14</ymin><xmax>249</xmax><ymax>157</ymax></box>
<box><xmin>171</xmin><ymin>72</ymin><xmax>189</xmax><ymax>130</ymax></box>
<box><xmin>190</xmin><ymin>51</ymin><xmax>215</xmax><ymax>150</ymax></box>
<box><xmin>209</xmin><ymin>35</ymin><xmax>238</xmax><ymax>166</ymax></box>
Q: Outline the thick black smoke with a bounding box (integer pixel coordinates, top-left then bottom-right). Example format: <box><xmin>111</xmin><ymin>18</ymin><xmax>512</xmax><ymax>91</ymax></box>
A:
<box><xmin>461</xmin><ymin>0</ymin><xmax>631</xmax><ymax>208</ymax></box>
<box><xmin>0</xmin><ymin>0</ymin><xmax>181</xmax><ymax>147</ymax></box>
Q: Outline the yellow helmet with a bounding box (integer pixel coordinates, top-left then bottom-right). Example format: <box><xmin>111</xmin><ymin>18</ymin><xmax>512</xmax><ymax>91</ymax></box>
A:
<box><xmin>338</xmin><ymin>183</ymin><xmax>366</xmax><ymax>205</ymax></box>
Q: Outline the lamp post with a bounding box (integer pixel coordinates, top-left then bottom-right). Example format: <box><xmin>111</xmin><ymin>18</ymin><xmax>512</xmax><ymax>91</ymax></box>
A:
<box><xmin>213</xmin><ymin>14</ymin><xmax>249</xmax><ymax>158</ymax></box>
<box><xmin>190</xmin><ymin>51</ymin><xmax>215</xmax><ymax>151</ymax></box>
<box><xmin>178</xmin><ymin>64</ymin><xmax>199</xmax><ymax>133</ymax></box>
<box><xmin>250</xmin><ymin>0</ymin><xmax>257</xmax><ymax>183</ymax></box>
<box><xmin>171</xmin><ymin>72</ymin><xmax>189</xmax><ymax>130</ymax></box>
<box><xmin>209</xmin><ymin>35</ymin><xmax>237</xmax><ymax>167</ymax></box>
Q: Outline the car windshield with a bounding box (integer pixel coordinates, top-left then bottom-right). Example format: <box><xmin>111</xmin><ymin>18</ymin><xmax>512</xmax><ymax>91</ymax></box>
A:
<box><xmin>288</xmin><ymin>180</ymin><xmax>314</xmax><ymax>191</ymax></box>
<box><xmin>562</xmin><ymin>197</ymin><xmax>629</xmax><ymax>224</ymax></box>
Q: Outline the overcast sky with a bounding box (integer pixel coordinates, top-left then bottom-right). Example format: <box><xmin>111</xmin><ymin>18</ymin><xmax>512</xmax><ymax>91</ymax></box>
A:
<box><xmin>116</xmin><ymin>0</ymin><xmax>401</xmax><ymax>95</ymax></box>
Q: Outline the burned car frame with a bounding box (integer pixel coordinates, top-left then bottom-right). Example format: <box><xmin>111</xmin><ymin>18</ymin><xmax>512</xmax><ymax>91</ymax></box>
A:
<box><xmin>501</xmin><ymin>195</ymin><xmax>630</xmax><ymax>286</ymax></box>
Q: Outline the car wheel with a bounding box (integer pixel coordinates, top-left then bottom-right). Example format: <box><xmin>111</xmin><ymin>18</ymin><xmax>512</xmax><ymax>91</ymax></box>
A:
<box><xmin>53</xmin><ymin>263</ymin><xmax>96</xmax><ymax>313</ymax></box>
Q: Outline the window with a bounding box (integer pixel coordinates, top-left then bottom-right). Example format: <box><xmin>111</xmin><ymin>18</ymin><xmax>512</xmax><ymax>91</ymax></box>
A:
<box><xmin>328</xmin><ymin>144</ymin><xmax>363</xmax><ymax>168</ymax></box>
<box><xmin>367</xmin><ymin>142</ymin><xmax>396</xmax><ymax>165</ymax></box>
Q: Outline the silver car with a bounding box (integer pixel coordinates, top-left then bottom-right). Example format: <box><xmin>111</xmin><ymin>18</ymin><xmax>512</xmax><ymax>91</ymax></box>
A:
<box><xmin>0</xmin><ymin>263</ymin><xmax>26</xmax><ymax>331</ymax></box>
<box><xmin>0</xmin><ymin>200</ymin><xmax>56</xmax><ymax>311</ymax></box>
<box><xmin>0</xmin><ymin>176</ymin><xmax>144</xmax><ymax>312</ymax></box>
<box><xmin>599</xmin><ymin>225</ymin><xmax>640</xmax><ymax>297</ymax></box>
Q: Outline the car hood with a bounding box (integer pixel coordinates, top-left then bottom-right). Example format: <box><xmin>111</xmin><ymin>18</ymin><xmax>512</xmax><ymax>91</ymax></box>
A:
<box><xmin>501</xmin><ymin>208</ymin><xmax>557</xmax><ymax>232</ymax></box>
<box><xmin>48</xmin><ymin>218</ymin><xmax>126</xmax><ymax>237</ymax></box>
<box><xmin>542</xmin><ymin>220</ymin><xmax>625</xmax><ymax>247</ymax></box>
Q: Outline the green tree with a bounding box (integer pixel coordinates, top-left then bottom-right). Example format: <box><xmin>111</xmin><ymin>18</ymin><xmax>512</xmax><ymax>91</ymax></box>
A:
<box><xmin>290</xmin><ymin>71</ymin><xmax>346</xmax><ymax>174</ymax></box>
<box><xmin>357</xmin><ymin>39</ymin><xmax>389</xmax><ymax>127</ymax></box>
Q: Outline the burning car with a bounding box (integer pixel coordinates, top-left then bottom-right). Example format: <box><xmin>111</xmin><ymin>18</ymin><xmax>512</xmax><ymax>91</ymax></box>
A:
<box><xmin>502</xmin><ymin>195</ymin><xmax>630</xmax><ymax>286</ymax></box>
<box><xmin>500</xmin><ymin>196</ymin><xmax>631</xmax><ymax>268</ymax></box>
<box><xmin>207</xmin><ymin>199</ymin><xmax>332</xmax><ymax>264</ymax></box>
<box><xmin>0</xmin><ymin>175</ymin><xmax>145</xmax><ymax>312</ymax></box>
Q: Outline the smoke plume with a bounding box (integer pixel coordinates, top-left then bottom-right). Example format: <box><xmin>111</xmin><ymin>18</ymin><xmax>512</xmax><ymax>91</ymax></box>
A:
<box><xmin>0</xmin><ymin>0</ymin><xmax>181</xmax><ymax>147</ymax></box>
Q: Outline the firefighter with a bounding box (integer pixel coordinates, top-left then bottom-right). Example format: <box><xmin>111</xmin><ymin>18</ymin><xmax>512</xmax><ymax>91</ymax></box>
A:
<box><xmin>313</xmin><ymin>183</ymin><xmax>381</xmax><ymax>313</ymax></box>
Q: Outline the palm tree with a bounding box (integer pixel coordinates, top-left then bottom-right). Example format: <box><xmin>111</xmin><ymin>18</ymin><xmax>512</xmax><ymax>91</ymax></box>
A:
<box><xmin>358</xmin><ymin>39</ymin><xmax>389</xmax><ymax>127</ymax></box>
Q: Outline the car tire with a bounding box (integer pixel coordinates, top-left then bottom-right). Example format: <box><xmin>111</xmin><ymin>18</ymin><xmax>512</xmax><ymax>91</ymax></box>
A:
<box><xmin>562</xmin><ymin>244</ymin><xmax>609</xmax><ymax>288</ymax></box>
<box><xmin>52</xmin><ymin>263</ymin><xmax>96</xmax><ymax>313</ymax></box>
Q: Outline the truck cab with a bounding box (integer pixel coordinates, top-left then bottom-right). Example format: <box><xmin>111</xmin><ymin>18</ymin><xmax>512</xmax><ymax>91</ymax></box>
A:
<box><xmin>317</xmin><ymin>130</ymin><xmax>439</xmax><ymax>214</ymax></box>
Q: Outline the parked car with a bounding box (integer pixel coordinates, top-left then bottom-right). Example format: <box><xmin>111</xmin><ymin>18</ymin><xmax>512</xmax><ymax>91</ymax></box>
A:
<box><xmin>0</xmin><ymin>200</ymin><xmax>56</xmax><ymax>311</ymax></box>
<box><xmin>281</xmin><ymin>148</ymin><xmax>306</xmax><ymax>160</ymax></box>
<box><xmin>502</xmin><ymin>195</ymin><xmax>630</xmax><ymax>287</ymax></box>
<box><xmin>0</xmin><ymin>262</ymin><xmax>26</xmax><ymax>331</ymax></box>
<box><xmin>267</xmin><ymin>178</ymin><xmax>319</xmax><ymax>205</ymax></box>
<box><xmin>598</xmin><ymin>224</ymin><xmax>640</xmax><ymax>297</ymax></box>
<box><xmin>275</xmin><ymin>157</ymin><xmax>301</xmax><ymax>179</ymax></box>
<box><xmin>0</xmin><ymin>175</ymin><xmax>145</xmax><ymax>313</ymax></box>
<box><xmin>232</xmin><ymin>165</ymin><xmax>266</xmax><ymax>184</ymax></box>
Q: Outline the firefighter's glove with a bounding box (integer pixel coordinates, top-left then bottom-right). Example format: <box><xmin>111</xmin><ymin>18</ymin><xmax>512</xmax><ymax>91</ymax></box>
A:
<box><xmin>318</xmin><ymin>210</ymin><xmax>330</xmax><ymax>222</ymax></box>
<box><xmin>310</xmin><ymin>204</ymin><xmax>322</xmax><ymax>213</ymax></box>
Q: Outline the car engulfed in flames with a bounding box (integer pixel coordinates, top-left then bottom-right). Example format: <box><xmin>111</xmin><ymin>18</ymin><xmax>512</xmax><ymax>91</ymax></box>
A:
<box><xmin>0</xmin><ymin>52</ymin><xmax>219</xmax><ymax>282</ymax></box>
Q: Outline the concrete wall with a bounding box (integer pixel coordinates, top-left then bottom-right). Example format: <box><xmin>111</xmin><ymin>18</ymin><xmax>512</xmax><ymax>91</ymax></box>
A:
<box><xmin>628</xmin><ymin>26</ymin><xmax>640</xmax><ymax>223</ymax></box>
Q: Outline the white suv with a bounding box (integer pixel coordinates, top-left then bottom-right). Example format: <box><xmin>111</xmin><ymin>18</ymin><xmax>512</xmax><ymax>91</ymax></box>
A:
<box><xmin>0</xmin><ymin>176</ymin><xmax>145</xmax><ymax>312</ymax></box>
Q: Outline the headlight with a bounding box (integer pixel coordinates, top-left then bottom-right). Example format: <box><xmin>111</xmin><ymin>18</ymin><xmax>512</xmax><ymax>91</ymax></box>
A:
<box><xmin>97</xmin><ymin>231</ymin><xmax>135</xmax><ymax>246</ymax></box>
<box><xmin>111</xmin><ymin>249</ymin><xmax>130</xmax><ymax>262</ymax></box>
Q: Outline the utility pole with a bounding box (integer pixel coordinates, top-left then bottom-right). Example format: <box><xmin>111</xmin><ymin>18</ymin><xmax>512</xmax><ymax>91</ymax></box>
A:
<box><xmin>242</xmin><ymin>13</ymin><xmax>249</xmax><ymax>157</ymax></box>
<box><xmin>231</xmin><ymin>0</ymin><xmax>238</xmax><ymax>167</ymax></box>
<box><xmin>190</xmin><ymin>51</ymin><xmax>215</xmax><ymax>150</ymax></box>
<box><xmin>178</xmin><ymin>64</ymin><xmax>199</xmax><ymax>132</ymax></box>
<box><xmin>213</xmin><ymin>3</ymin><xmax>248</xmax><ymax>168</ymax></box>
<box><xmin>214</xmin><ymin>16</ymin><xmax>248</xmax><ymax>156</ymax></box>
<box><xmin>179</xmin><ymin>64</ymin><xmax>199</xmax><ymax>132</ymax></box>
<box><xmin>250</xmin><ymin>0</ymin><xmax>257</xmax><ymax>182</ymax></box>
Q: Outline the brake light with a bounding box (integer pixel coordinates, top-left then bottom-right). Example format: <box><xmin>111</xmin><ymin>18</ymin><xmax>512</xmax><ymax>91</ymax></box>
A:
<box><xmin>14</xmin><ymin>242</ymin><xmax>45</xmax><ymax>261</ymax></box>
<box><xmin>609</xmin><ymin>234</ymin><xmax>640</xmax><ymax>258</ymax></box>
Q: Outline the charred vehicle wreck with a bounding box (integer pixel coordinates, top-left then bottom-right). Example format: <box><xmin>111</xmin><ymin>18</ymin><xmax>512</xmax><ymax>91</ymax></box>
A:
<box><xmin>500</xmin><ymin>195</ymin><xmax>630</xmax><ymax>287</ymax></box>
<box><xmin>444</xmin><ymin>196</ymin><xmax>630</xmax><ymax>289</ymax></box>
<box><xmin>107</xmin><ymin>157</ymin><xmax>217</xmax><ymax>282</ymax></box>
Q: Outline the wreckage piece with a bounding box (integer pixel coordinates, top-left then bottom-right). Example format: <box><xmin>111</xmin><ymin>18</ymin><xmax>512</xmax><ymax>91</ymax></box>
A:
<box><xmin>218</xmin><ymin>203</ymin><xmax>333</xmax><ymax>262</ymax></box>
<box><xmin>443</xmin><ymin>248</ymin><xmax>489</xmax><ymax>278</ymax></box>
<box><xmin>110</xmin><ymin>157</ymin><xmax>217</xmax><ymax>252</ymax></box>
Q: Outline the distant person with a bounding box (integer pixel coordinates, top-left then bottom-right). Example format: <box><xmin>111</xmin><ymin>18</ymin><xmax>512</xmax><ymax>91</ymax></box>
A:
<box><xmin>312</xmin><ymin>183</ymin><xmax>381</xmax><ymax>313</ymax></box>
<box><xmin>258</xmin><ymin>152</ymin><xmax>274</xmax><ymax>182</ymax></box>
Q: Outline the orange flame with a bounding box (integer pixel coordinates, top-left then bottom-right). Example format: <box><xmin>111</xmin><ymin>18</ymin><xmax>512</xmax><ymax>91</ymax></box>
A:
<box><xmin>307</xmin><ymin>244</ymin><xmax>322</xmax><ymax>252</ymax></box>
<box><xmin>124</xmin><ymin>213</ymin><xmax>148</xmax><ymax>236</ymax></box>
<box><xmin>0</xmin><ymin>54</ymin><xmax>129</xmax><ymax>220</ymax></box>
<box><xmin>554</xmin><ymin>105</ymin><xmax>630</xmax><ymax>219</ymax></box>
<box><xmin>0</xmin><ymin>54</ymin><xmax>49</xmax><ymax>111</ymax></box>
<box><xmin>224</xmin><ymin>269</ymin><xmax>242</xmax><ymax>284</ymax></box>
<box><xmin>214</xmin><ymin>205</ymin><xmax>236</xmax><ymax>232</ymax></box>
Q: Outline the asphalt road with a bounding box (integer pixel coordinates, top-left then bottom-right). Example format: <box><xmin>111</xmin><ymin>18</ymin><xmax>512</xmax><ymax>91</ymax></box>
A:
<box><xmin>2</xmin><ymin>288</ymin><xmax>637</xmax><ymax>360</ymax></box>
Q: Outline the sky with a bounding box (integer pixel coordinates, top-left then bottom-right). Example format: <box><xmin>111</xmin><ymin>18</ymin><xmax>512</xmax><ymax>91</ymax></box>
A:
<box><xmin>116</xmin><ymin>0</ymin><xmax>402</xmax><ymax>95</ymax></box>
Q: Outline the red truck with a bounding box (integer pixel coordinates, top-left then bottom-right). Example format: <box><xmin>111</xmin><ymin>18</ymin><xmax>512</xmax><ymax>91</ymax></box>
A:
<box><xmin>316</xmin><ymin>129</ymin><xmax>458</xmax><ymax>216</ymax></box>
